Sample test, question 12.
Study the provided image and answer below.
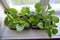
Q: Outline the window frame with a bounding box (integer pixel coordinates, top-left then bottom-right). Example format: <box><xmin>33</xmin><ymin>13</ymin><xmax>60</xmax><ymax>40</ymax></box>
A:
<box><xmin>1</xmin><ymin>0</ymin><xmax>10</xmax><ymax>9</ymax></box>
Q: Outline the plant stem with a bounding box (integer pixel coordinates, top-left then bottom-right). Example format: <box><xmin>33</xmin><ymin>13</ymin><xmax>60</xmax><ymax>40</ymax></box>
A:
<box><xmin>45</xmin><ymin>5</ymin><xmax>48</xmax><ymax>13</ymax></box>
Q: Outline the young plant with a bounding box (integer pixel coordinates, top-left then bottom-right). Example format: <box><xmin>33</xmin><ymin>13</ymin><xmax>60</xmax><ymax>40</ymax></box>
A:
<box><xmin>4</xmin><ymin>2</ymin><xmax>59</xmax><ymax>38</ymax></box>
<box><xmin>4</xmin><ymin>8</ymin><xmax>30</xmax><ymax>32</ymax></box>
<box><xmin>34</xmin><ymin>3</ymin><xmax>59</xmax><ymax>38</ymax></box>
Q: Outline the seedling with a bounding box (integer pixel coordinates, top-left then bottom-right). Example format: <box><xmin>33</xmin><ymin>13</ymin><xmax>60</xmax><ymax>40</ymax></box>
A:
<box><xmin>4</xmin><ymin>3</ymin><xmax>59</xmax><ymax>38</ymax></box>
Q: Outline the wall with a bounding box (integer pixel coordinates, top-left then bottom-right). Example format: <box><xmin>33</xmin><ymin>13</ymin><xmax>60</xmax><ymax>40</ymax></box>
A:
<box><xmin>0</xmin><ymin>1</ymin><xmax>6</xmax><ymax>37</ymax></box>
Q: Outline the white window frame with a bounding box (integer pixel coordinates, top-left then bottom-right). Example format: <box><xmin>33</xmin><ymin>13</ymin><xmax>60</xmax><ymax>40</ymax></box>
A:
<box><xmin>6</xmin><ymin>0</ymin><xmax>13</xmax><ymax>7</ymax></box>
<box><xmin>1</xmin><ymin>0</ymin><xmax>11</xmax><ymax>9</ymax></box>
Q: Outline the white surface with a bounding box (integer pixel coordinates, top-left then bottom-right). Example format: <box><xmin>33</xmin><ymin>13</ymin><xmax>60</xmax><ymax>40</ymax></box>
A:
<box><xmin>0</xmin><ymin>1</ymin><xmax>5</xmax><ymax>37</ymax></box>
<box><xmin>0</xmin><ymin>0</ymin><xmax>60</xmax><ymax>39</ymax></box>
<box><xmin>2</xmin><ymin>28</ymin><xmax>49</xmax><ymax>39</ymax></box>
<box><xmin>1</xmin><ymin>14</ymin><xmax>60</xmax><ymax>39</ymax></box>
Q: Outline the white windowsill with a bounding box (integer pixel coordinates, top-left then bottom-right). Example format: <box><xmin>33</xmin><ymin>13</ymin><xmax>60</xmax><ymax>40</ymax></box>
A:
<box><xmin>1</xmin><ymin>14</ymin><xmax>60</xmax><ymax>39</ymax></box>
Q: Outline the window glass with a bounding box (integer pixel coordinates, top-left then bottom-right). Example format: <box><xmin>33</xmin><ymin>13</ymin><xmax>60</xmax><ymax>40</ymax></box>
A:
<box><xmin>10</xmin><ymin>0</ymin><xmax>40</xmax><ymax>6</ymax></box>
<box><xmin>6</xmin><ymin>0</ymin><xmax>60</xmax><ymax>11</ymax></box>
<box><xmin>50</xmin><ymin>0</ymin><xmax>60</xmax><ymax>4</ymax></box>
<box><xmin>10</xmin><ymin>0</ymin><xmax>60</xmax><ymax>6</ymax></box>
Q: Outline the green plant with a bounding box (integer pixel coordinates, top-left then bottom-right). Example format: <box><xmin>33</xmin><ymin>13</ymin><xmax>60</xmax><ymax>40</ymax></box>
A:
<box><xmin>4</xmin><ymin>2</ymin><xmax>59</xmax><ymax>38</ymax></box>
<box><xmin>4</xmin><ymin>8</ymin><xmax>30</xmax><ymax>32</ymax></box>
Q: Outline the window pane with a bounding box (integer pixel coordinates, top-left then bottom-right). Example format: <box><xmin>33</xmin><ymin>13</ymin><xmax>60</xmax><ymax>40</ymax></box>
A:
<box><xmin>7</xmin><ymin>0</ymin><xmax>60</xmax><ymax>11</ymax></box>
<box><xmin>10</xmin><ymin>0</ymin><xmax>40</xmax><ymax>6</ymax></box>
<box><xmin>9</xmin><ymin>0</ymin><xmax>60</xmax><ymax>6</ymax></box>
<box><xmin>50</xmin><ymin>0</ymin><xmax>60</xmax><ymax>4</ymax></box>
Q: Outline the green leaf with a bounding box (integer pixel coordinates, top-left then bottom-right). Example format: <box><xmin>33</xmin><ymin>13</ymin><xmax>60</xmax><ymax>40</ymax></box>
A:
<box><xmin>19</xmin><ymin>20</ymin><xmax>25</xmax><ymax>24</ymax></box>
<box><xmin>20</xmin><ymin>7</ymin><xmax>30</xmax><ymax>15</ymax></box>
<box><xmin>49</xmin><ymin>10</ymin><xmax>55</xmax><ymax>14</ymax></box>
<box><xmin>48</xmin><ymin>4</ymin><xmax>51</xmax><ymax>9</ymax></box>
<box><xmin>4</xmin><ymin>9</ymin><xmax>9</xmax><ymax>14</ymax></box>
<box><xmin>45</xmin><ymin>19</ymin><xmax>51</xmax><ymax>26</ymax></box>
<box><xmin>22</xmin><ymin>16</ymin><xmax>28</xmax><ymax>21</ymax></box>
<box><xmin>10</xmin><ymin>23</ymin><xmax>17</xmax><ymax>29</ymax></box>
<box><xmin>4</xmin><ymin>8</ymin><xmax>18</xmax><ymax>20</ymax></box>
<box><xmin>52</xmin><ymin>29</ymin><xmax>58</xmax><ymax>34</ymax></box>
<box><xmin>16</xmin><ymin>24</ymin><xmax>24</xmax><ymax>32</ymax></box>
<box><xmin>5</xmin><ymin>8</ymin><xmax>18</xmax><ymax>15</ymax></box>
<box><xmin>35</xmin><ymin>3</ymin><xmax>43</xmax><ymax>13</ymax></box>
<box><xmin>28</xmin><ymin>16</ymin><xmax>35</xmax><ymax>22</ymax></box>
<box><xmin>32</xmin><ymin>16</ymin><xmax>40</xmax><ymax>25</ymax></box>
<box><xmin>39</xmin><ymin>14</ymin><xmax>46</xmax><ymax>19</ymax></box>
<box><xmin>25</xmin><ymin>7</ymin><xmax>30</xmax><ymax>13</ymax></box>
<box><xmin>35</xmin><ymin>3</ymin><xmax>41</xmax><ymax>9</ymax></box>
<box><xmin>36</xmin><ymin>9</ymin><xmax>40</xmax><ymax>13</ymax></box>
<box><xmin>46</xmin><ymin>14</ymin><xmax>51</xmax><ymax>20</ymax></box>
<box><xmin>4</xmin><ymin>17</ymin><xmax>9</xmax><ymax>26</ymax></box>
<box><xmin>46</xmin><ymin>26</ymin><xmax>52</xmax><ymax>38</ymax></box>
<box><xmin>37</xmin><ymin>22</ymin><xmax>43</xmax><ymax>29</ymax></box>
<box><xmin>4</xmin><ymin>17</ymin><xmax>16</xmax><ymax>29</ymax></box>
<box><xmin>39</xmin><ymin>9</ymin><xmax>44</xmax><ymax>14</ymax></box>
<box><xmin>52</xmin><ymin>16</ymin><xmax>59</xmax><ymax>23</ymax></box>
<box><xmin>7</xmin><ymin>13</ymin><xmax>13</xmax><ymax>20</ymax></box>
<box><xmin>24</xmin><ymin>22</ymin><xmax>30</xmax><ymax>28</ymax></box>
<box><xmin>52</xmin><ymin>23</ymin><xmax>57</xmax><ymax>28</ymax></box>
<box><xmin>9</xmin><ymin>8</ymin><xmax>18</xmax><ymax>14</ymax></box>
<box><xmin>15</xmin><ymin>18</ymin><xmax>25</xmax><ymax>24</ymax></box>
<box><xmin>46</xmin><ymin>28</ymin><xmax>52</xmax><ymax>38</ymax></box>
